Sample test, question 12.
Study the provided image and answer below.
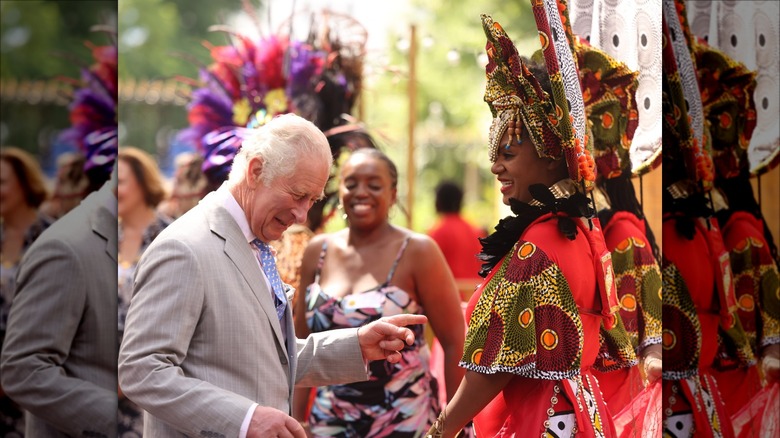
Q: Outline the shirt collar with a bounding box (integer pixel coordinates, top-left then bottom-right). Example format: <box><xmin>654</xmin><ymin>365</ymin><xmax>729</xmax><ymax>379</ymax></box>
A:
<box><xmin>214</xmin><ymin>184</ymin><xmax>256</xmax><ymax>244</ymax></box>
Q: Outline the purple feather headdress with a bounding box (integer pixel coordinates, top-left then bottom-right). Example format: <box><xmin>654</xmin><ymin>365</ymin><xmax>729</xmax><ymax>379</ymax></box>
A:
<box><xmin>57</xmin><ymin>41</ymin><xmax>118</xmax><ymax>187</ymax></box>
<box><xmin>177</xmin><ymin>6</ymin><xmax>379</xmax><ymax>206</ymax></box>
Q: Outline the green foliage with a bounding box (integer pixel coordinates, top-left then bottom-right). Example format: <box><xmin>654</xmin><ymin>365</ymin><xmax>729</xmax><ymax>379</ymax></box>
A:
<box><xmin>0</xmin><ymin>0</ymin><xmax>538</xmax><ymax>231</ymax></box>
<box><xmin>360</xmin><ymin>0</ymin><xmax>539</xmax><ymax>232</ymax></box>
<box><xmin>0</xmin><ymin>1</ymin><xmax>115</xmax><ymax>162</ymax></box>
<box><xmin>118</xmin><ymin>0</ymin><xmax>244</xmax><ymax>80</ymax></box>
<box><xmin>0</xmin><ymin>1</ymin><xmax>116</xmax><ymax>79</ymax></box>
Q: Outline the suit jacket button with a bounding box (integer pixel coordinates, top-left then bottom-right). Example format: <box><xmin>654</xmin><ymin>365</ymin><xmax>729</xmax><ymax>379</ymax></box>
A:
<box><xmin>280</xmin><ymin>355</ymin><xmax>288</xmax><ymax>365</ymax></box>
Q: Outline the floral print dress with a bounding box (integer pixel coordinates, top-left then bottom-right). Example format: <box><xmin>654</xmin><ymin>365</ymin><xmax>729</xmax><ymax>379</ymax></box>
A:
<box><xmin>304</xmin><ymin>237</ymin><xmax>440</xmax><ymax>437</ymax></box>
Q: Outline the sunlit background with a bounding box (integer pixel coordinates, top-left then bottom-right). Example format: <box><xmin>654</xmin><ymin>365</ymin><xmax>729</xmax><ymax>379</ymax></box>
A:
<box><xmin>3</xmin><ymin>0</ymin><xmax>776</xmax><ymax>248</ymax></box>
<box><xmin>113</xmin><ymin>0</ymin><xmax>542</xmax><ymax>234</ymax></box>
<box><xmin>1</xmin><ymin>1</ymin><xmax>116</xmax><ymax>176</ymax></box>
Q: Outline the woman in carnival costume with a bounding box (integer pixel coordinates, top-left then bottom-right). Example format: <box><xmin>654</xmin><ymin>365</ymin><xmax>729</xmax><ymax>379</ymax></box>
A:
<box><xmin>684</xmin><ymin>2</ymin><xmax>780</xmax><ymax>435</ymax></box>
<box><xmin>425</xmin><ymin>2</ymin><xmax>638</xmax><ymax>436</ymax></box>
<box><xmin>570</xmin><ymin>33</ymin><xmax>664</xmax><ymax>436</ymax></box>
<box><xmin>568</xmin><ymin>1</ymin><xmax>667</xmax><ymax>431</ymax></box>
<box><xmin>659</xmin><ymin>1</ymin><xmax>756</xmax><ymax>436</ymax></box>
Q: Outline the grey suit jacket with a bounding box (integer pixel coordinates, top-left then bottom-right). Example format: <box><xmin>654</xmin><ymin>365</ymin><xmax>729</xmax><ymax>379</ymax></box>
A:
<box><xmin>118</xmin><ymin>191</ymin><xmax>368</xmax><ymax>437</ymax></box>
<box><xmin>0</xmin><ymin>183</ymin><xmax>118</xmax><ymax>437</ymax></box>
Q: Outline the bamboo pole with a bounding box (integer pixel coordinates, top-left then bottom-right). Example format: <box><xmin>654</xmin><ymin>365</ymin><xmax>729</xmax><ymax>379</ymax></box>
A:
<box><xmin>407</xmin><ymin>24</ymin><xmax>417</xmax><ymax>230</ymax></box>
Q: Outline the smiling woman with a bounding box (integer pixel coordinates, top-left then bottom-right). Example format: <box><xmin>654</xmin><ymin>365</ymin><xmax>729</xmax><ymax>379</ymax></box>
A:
<box><xmin>424</xmin><ymin>12</ymin><xmax>637</xmax><ymax>438</ymax></box>
<box><xmin>292</xmin><ymin>147</ymin><xmax>467</xmax><ymax>437</ymax></box>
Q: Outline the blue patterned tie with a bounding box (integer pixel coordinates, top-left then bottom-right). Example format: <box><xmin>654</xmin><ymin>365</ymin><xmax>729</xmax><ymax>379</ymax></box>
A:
<box><xmin>252</xmin><ymin>239</ymin><xmax>287</xmax><ymax>320</ymax></box>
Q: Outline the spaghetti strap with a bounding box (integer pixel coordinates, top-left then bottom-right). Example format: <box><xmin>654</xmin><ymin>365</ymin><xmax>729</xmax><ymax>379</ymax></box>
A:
<box><xmin>313</xmin><ymin>241</ymin><xmax>328</xmax><ymax>285</ymax></box>
<box><xmin>385</xmin><ymin>236</ymin><xmax>412</xmax><ymax>285</ymax></box>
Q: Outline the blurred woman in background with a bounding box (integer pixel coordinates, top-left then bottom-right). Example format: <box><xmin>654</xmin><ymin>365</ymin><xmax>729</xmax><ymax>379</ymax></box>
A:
<box><xmin>156</xmin><ymin>151</ymin><xmax>207</xmax><ymax>220</ymax></box>
<box><xmin>38</xmin><ymin>152</ymin><xmax>89</xmax><ymax>220</ymax></box>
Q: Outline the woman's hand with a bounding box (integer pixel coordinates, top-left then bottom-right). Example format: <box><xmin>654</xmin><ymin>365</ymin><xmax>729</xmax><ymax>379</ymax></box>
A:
<box><xmin>642</xmin><ymin>344</ymin><xmax>662</xmax><ymax>384</ymax></box>
<box><xmin>762</xmin><ymin>344</ymin><xmax>780</xmax><ymax>384</ymax></box>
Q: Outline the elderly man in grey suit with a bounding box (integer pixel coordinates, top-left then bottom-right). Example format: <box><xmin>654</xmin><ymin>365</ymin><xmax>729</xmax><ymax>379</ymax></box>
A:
<box><xmin>1</xmin><ymin>178</ymin><xmax>118</xmax><ymax>437</ymax></box>
<box><xmin>119</xmin><ymin>114</ymin><xmax>426</xmax><ymax>437</ymax></box>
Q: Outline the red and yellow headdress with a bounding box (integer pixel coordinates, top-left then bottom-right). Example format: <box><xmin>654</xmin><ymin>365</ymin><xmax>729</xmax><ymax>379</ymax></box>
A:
<box><xmin>482</xmin><ymin>0</ymin><xmax>596</xmax><ymax>191</ymax></box>
<box><xmin>574</xmin><ymin>40</ymin><xmax>639</xmax><ymax>180</ymax></box>
<box><xmin>693</xmin><ymin>41</ymin><xmax>757</xmax><ymax>180</ymax></box>
<box><xmin>694</xmin><ymin>1</ymin><xmax>780</xmax><ymax>176</ymax></box>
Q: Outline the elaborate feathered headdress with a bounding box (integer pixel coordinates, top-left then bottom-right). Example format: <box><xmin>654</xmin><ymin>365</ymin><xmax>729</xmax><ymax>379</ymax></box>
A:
<box><xmin>177</xmin><ymin>6</ymin><xmax>377</xmax><ymax>226</ymax></box>
<box><xmin>482</xmin><ymin>0</ymin><xmax>596</xmax><ymax>192</ymax></box>
<box><xmin>57</xmin><ymin>28</ymin><xmax>118</xmax><ymax>190</ymax></box>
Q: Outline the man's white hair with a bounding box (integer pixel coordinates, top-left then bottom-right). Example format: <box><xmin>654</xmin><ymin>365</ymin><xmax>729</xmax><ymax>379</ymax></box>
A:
<box><xmin>228</xmin><ymin>114</ymin><xmax>333</xmax><ymax>186</ymax></box>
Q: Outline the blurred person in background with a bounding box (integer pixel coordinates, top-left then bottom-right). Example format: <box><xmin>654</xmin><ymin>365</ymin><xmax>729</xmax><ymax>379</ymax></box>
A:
<box><xmin>0</xmin><ymin>147</ymin><xmax>55</xmax><ymax>436</ymax></box>
<box><xmin>0</xmin><ymin>161</ymin><xmax>117</xmax><ymax>437</ymax></box>
<box><xmin>157</xmin><ymin>151</ymin><xmax>207</xmax><ymax>220</ymax></box>
<box><xmin>38</xmin><ymin>151</ymin><xmax>89</xmax><ymax>220</ymax></box>
<box><xmin>293</xmin><ymin>148</ymin><xmax>466</xmax><ymax>437</ymax></box>
<box><xmin>428</xmin><ymin>181</ymin><xmax>485</xmax><ymax>299</ymax></box>
<box><xmin>117</xmin><ymin>146</ymin><xmax>173</xmax><ymax>436</ymax></box>
<box><xmin>427</xmin><ymin>180</ymin><xmax>484</xmax><ymax>415</ymax></box>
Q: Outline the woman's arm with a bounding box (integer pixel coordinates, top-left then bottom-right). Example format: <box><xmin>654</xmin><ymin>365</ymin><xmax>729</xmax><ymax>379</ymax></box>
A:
<box><xmin>411</xmin><ymin>235</ymin><xmax>467</xmax><ymax>400</ymax></box>
<box><xmin>290</xmin><ymin>237</ymin><xmax>327</xmax><ymax>435</ymax></box>
<box><xmin>293</xmin><ymin>236</ymin><xmax>326</xmax><ymax>340</ymax></box>
<box><xmin>428</xmin><ymin>371</ymin><xmax>514</xmax><ymax>437</ymax></box>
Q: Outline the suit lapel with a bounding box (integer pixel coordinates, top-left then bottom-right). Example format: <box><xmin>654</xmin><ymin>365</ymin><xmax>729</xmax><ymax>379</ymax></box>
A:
<box><xmin>88</xmin><ymin>185</ymin><xmax>117</xmax><ymax>262</ymax></box>
<box><xmin>203</xmin><ymin>194</ymin><xmax>287</xmax><ymax>351</ymax></box>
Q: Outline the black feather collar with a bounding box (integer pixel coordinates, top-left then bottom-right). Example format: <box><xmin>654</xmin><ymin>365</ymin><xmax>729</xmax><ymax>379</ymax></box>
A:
<box><xmin>477</xmin><ymin>181</ymin><xmax>595</xmax><ymax>278</ymax></box>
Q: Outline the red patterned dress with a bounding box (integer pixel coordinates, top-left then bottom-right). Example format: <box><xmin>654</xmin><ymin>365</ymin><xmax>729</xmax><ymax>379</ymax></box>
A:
<box><xmin>710</xmin><ymin>212</ymin><xmax>780</xmax><ymax>425</ymax></box>
<box><xmin>462</xmin><ymin>213</ymin><xmax>636</xmax><ymax>438</ymax></box>
<box><xmin>662</xmin><ymin>214</ymin><xmax>755</xmax><ymax>438</ymax></box>
<box><xmin>592</xmin><ymin>212</ymin><xmax>663</xmax><ymax>419</ymax></box>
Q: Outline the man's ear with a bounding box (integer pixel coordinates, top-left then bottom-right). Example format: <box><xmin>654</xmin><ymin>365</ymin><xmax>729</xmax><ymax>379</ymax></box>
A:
<box><xmin>247</xmin><ymin>156</ymin><xmax>264</xmax><ymax>188</ymax></box>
